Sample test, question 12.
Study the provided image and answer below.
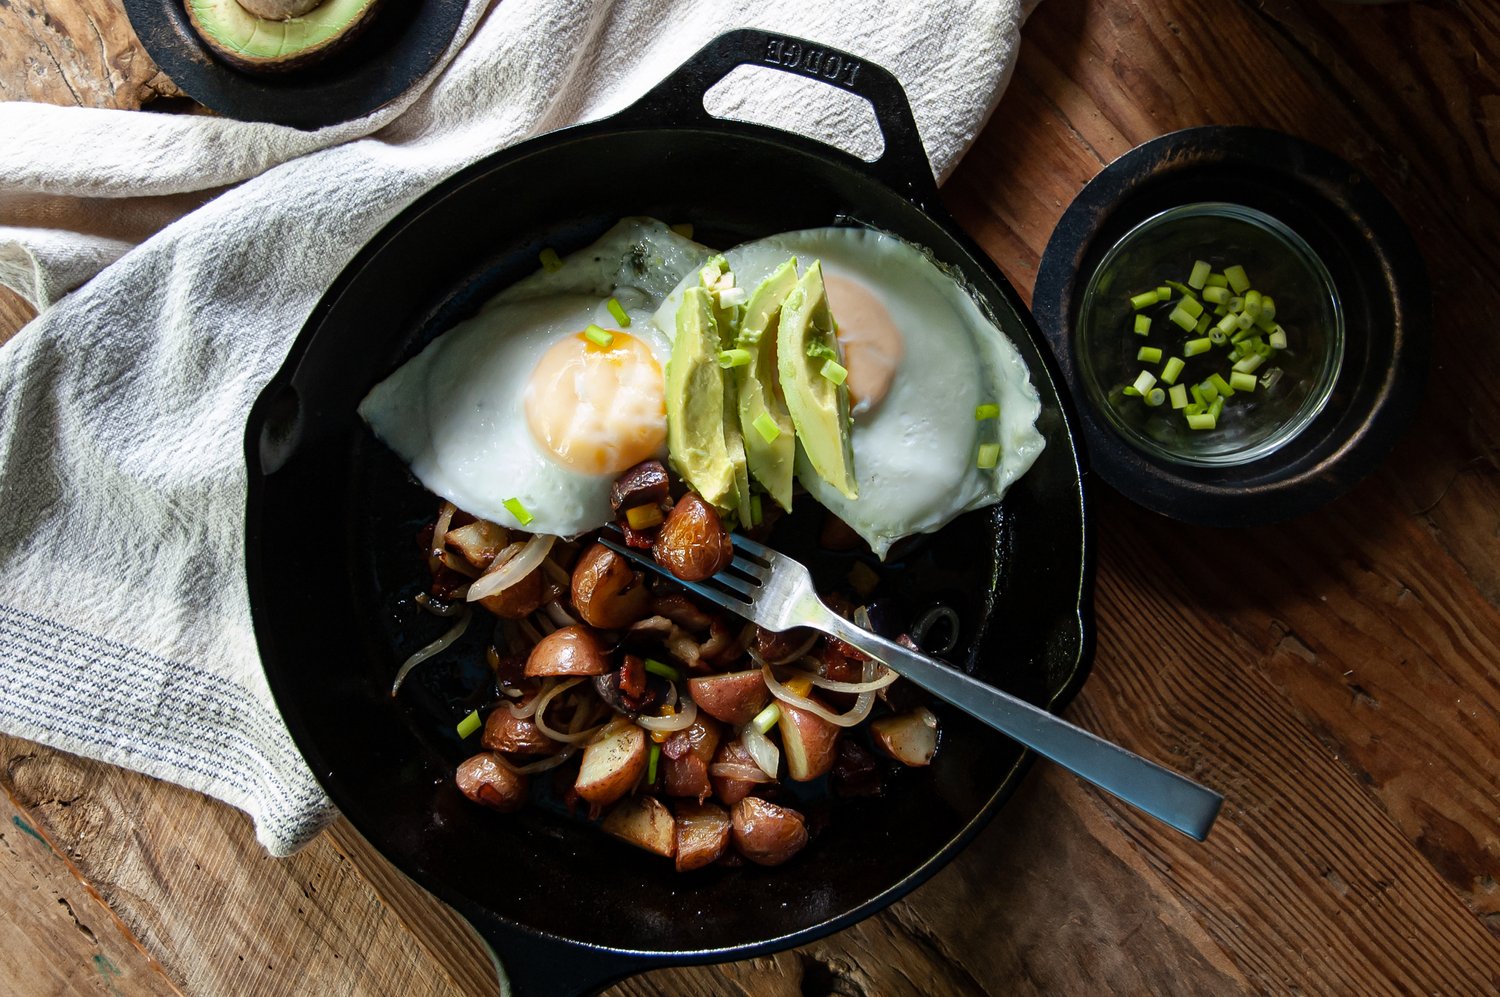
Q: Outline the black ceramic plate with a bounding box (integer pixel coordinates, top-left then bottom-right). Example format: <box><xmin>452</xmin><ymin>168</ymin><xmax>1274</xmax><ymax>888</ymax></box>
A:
<box><xmin>245</xmin><ymin>31</ymin><xmax>1093</xmax><ymax>996</ymax></box>
<box><xmin>1034</xmin><ymin>126</ymin><xmax>1429</xmax><ymax>526</ymax></box>
<box><xmin>122</xmin><ymin>0</ymin><xmax>468</xmax><ymax>129</ymax></box>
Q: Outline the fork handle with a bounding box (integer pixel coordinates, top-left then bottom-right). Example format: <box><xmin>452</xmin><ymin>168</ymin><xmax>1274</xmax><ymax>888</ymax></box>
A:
<box><xmin>820</xmin><ymin>613</ymin><xmax>1224</xmax><ymax>841</ymax></box>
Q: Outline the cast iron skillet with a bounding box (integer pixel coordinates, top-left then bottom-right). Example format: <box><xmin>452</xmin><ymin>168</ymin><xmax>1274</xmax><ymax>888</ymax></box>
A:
<box><xmin>245</xmin><ymin>30</ymin><xmax>1094</xmax><ymax>997</ymax></box>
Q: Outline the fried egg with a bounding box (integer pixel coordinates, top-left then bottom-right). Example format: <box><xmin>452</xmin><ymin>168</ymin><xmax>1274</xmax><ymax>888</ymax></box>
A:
<box><xmin>660</xmin><ymin>226</ymin><xmax>1046</xmax><ymax>558</ymax></box>
<box><xmin>358</xmin><ymin>218</ymin><xmax>710</xmax><ymax>536</ymax></box>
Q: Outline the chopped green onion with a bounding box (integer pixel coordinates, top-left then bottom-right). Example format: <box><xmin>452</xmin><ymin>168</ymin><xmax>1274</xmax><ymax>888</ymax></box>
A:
<box><xmin>1212</xmin><ymin>303</ymin><xmax>1229</xmax><ymax>317</ymax></box>
<box><xmin>1254</xmin><ymin>310</ymin><xmax>1279</xmax><ymax>332</ymax></box>
<box><xmin>584</xmin><ymin>324</ymin><xmax>615</xmax><ymax>348</ymax></box>
<box><xmin>1235</xmin><ymin>312</ymin><xmax>1255</xmax><ymax>331</ymax></box>
<box><xmin>1144</xmin><ymin>387</ymin><xmax>1167</xmax><ymax>407</ymax></box>
<box><xmin>1259</xmin><ymin>296</ymin><xmax>1276</xmax><ymax>322</ymax></box>
<box><xmin>1209</xmin><ymin>372</ymin><xmax>1235</xmax><ymax>397</ymax></box>
<box><xmin>539</xmin><ymin>247</ymin><xmax>563</xmax><ymax>273</ymax></box>
<box><xmin>975</xmin><ymin>403</ymin><xmax>1000</xmax><ymax>420</ymax></box>
<box><xmin>1137</xmin><ymin>346</ymin><xmax>1163</xmax><ymax>364</ymax></box>
<box><xmin>1216</xmin><ymin>313</ymin><xmax>1240</xmax><ymax>336</ymax></box>
<box><xmin>503</xmin><ymin>497</ymin><xmax>534</xmax><ymax>527</ymax></box>
<box><xmin>1183</xmin><ymin>337</ymin><xmax>1213</xmax><ymax>356</ymax></box>
<box><xmin>1205</xmin><ymin>272</ymin><xmax>1229</xmax><ymax>289</ymax></box>
<box><xmin>1202</xmin><ymin>285</ymin><xmax>1231</xmax><ymax>305</ymax></box>
<box><xmin>977</xmin><ymin>442</ymin><xmax>1001</xmax><ymax>469</ymax></box>
<box><xmin>456</xmin><ymin>710</ymin><xmax>481</xmax><ymax>739</ymax></box>
<box><xmin>820</xmin><ymin>359</ymin><xmax>848</xmax><ymax>385</ymax></box>
<box><xmin>1169</xmin><ymin>383</ymin><xmax>1189</xmax><ymax>409</ymax></box>
<box><xmin>1130</xmin><ymin>291</ymin><xmax>1159</xmax><ymax>310</ymax></box>
<box><xmin>1178</xmin><ymin>295</ymin><xmax>1205</xmax><ymax>319</ymax></box>
<box><xmin>1209</xmin><ymin>396</ymin><xmax>1225</xmax><ymax>420</ymax></box>
<box><xmin>644</xmin><ymin>658</ymin><xmax>681</xmax><ymax>681</ymax></box>
<box><xmin>1169</xmin><ymin>306</ymin><xmax>1198</xmax><ymax>331</ymax></box>
<box><xmin>1232</xmin><ymin>353</ymin><xmax>1266</xmax><ymax>374</ymax></box>
<box><xmin>1161</xmin><ymin>356</ymin><xmax>1185</xmax><ymax>384</ymax></box>
<box><xmin>1269</xmin><ymin>327</ymin><xmax>1288</xmax><ymax>349</ymax></box>
<box><xmin>1184</xmin><ymin>402</ymin><xmax>1205</xmax><ymax>416</ymax></box>
<box><xmin>1228</xmin><ymin>296</ymin><xmax>1245</xmax><ymax>313</ymax></box>
<box><xmin>1134</xmin><ymin>314</ymin><xmax>1153</xmax><ymax>335</ymax></box>
<box><xmin>718</xmin><ymin>348</ymin><xmax>752</xmax><ymax>368</ymax></box>
<box><xmin>750</xmin><ymin>493</ymin><xmax>763</xmax><ymax>526</ymax></box>
<box><xmin>1122</xmin><ymin>385</ymin><xmax>1141</xmax><ymax>397</ymax></box>
<box><xmin>606</xmin><ymin>297</ymin><xmax>632</xmax><ymax>328</ymax></box>
<box><xmin>1230</xmin><ymin>324</ymin><xmax>1255</xmax><ymax>344</ymax></box>
<box><xmin>1242</xmin><ymin>289</ymin><xmax>1263</xmax><ymax>319</ymax></box>
<box><xmin>1195</xmin><ymin>313</ymin><xmax>1213</xmax><ymax>334</ymax></box>
<box><xmin>647</xmin><ymin>742</ymin><xmax>661</xmax><ymax>784</ymax></box>
<box><xmin>1230</xmin><ymin>371</ymin><xmax>1258</xmax><ymax>393</ymax></box>
<box><xmin>1209</xmin><ymin>329</ymin><xmax>1227</xmax><ymax>346</ymax></box>
<box><xmin>1224</xmin><ymin>264</ymin><xmax>1251</xmax><ymax>294</ymax></box>
<box><xmin>1228</xmin><ymin>348</ymin><xmax>1243</xmax><ymax>362</ymax></box>
<box><xmin>1132</xmin><ymin>370</ymin><xmax>1158</xmax><ymax>394</ymax></box>
<box><xmin>1156</xmin><ymin>285</ymin><xmax>1172</xmax><ymax>301</ymax></box>
<box><xmin>1260</xmin><ymin>366</ymin><xmax>1285</xmax><ymax>390</ymax></box>
<box><xmin>752</xmin><ymin>411</ymin><xmax>782</xmax><ymax>443</ymax></box>
<box><xmin>1197</xmin><ymin>381</ymin><xmax>1219</xmax><ymax>404</ymax></box>
<box><xmin>752</xmin><ymin>702</ymin><xmax>781</xmax><ymax>735</ymax></box>
<box><xmin>1186</xmin><ymin>411</ymin><xmax>1217</xmax><ymax>430</ymax></box>
<box><xmin>1188</xmin><ymin>260</ymin><xmax>1212</xmax><ymax>289</ymax></box>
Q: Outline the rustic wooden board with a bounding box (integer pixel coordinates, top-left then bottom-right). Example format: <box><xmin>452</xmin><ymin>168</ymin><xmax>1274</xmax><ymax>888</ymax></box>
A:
<box><xmin>3</xmin><ymin>0</ymin><xmax>1500</xmax><ymax>994</ymax></box>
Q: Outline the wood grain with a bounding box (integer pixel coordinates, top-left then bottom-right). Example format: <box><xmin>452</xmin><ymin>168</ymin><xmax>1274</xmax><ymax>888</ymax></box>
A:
<box><xmin>4</xmin><ymin>0</ymin><xmax>1500</xmax><ymax>993</ymax></box>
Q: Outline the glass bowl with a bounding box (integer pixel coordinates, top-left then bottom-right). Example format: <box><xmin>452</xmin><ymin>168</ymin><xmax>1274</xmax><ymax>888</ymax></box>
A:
<box><xmin>1075</xmin><ymin>202</ymin><xmax>1344</xmax><ymax>466</ymax></box>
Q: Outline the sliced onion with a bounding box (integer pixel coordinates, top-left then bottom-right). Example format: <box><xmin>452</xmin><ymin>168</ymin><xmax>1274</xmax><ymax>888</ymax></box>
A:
<box><xmin>532</xmin><ymin>679</ymin><xmax>606</xmax><ymax>744</ymax></box>
<box><xmin>786</xmin><ymin>662</ymin><xmax>900</xmax><ymax>695</ymax></box>
<box><xmin>428</xmin><ymin>501</ymin><xmax>457</xmax><ymax>574</ymax></box>
<box><xmin>390</xmin><ymin>608</ymin><xmax>471</xmax><ymax>696</ymax></box>
<box><xmin>438</xmin><ymin>550</ymin><xmax>482</xmax><ymax>579</ymax></box>
<box><xmin>504</xmin><ymin>683</ymin><xmax>546</xmax><ymax>718</ymax></box>
<box><xmin>543</xmin><ymin>600</ymin><xmax>578</xmax><ymax>629</ymax></box>
<box><xmin>466</xmin><ymin>534</ymin><xmax>555</xmax><ymax>603</ymax></box>
<box><xmin>494</xmin><ymin>744</ymin><xmax>578</xmax><ymax>774</ymax></box>
<box><xmin>912</xmin><ymin>605</ymin><xmax>960</xmax><ymax>655</ymax></box>
<box><xmin>762</xmin><ymin>661</ymin><xmax>878</xmax><ymax>728</ymax></box>
<box><xmin>634</xmin><ymin>696</ymin><xmax>698</xmax><ymax>732</ymax></box>
<box><xmin>414</xmin><ymin>593</ymin><xmax>466</xmax><ymax>618</ymax></box>
<box><xmin>740</xmin><ymin>723</ymin><xmax>780</xmax><ymax>779</ymax></box>
<box><xmin>541</xmin><ymin>557</ymin><xmax>572</xmax><ymax>588</ymax></box>
<box><xmin>709</xmin><ymin>762</ymin><xmax>774</xmax><ymax>783</ymax></box>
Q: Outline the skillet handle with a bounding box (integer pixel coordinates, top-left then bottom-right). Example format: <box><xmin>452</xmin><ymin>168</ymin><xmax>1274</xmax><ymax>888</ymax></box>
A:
<box><xmin>468</xmin><ymin>914</ymin><xmax>653</xmax><ymax>997</ymax></box>
<box><xmin>619</xmin><ymin>28</ymin><xmax>940</xmax><ymax>210</ymax></box>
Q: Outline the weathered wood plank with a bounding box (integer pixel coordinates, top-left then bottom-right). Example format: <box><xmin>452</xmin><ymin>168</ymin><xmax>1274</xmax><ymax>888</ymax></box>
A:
<box><xmin>0</xmin><ymin>0</ymin><xmax>180</xmax><ymax>109</ymax></box>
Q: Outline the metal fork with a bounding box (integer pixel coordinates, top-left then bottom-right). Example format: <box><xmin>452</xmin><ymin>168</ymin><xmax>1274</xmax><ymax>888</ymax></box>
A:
<box><xmin>599</xmin><ymin>529</ymin><xmax>1223</xmax><ymax>841</ymax></box>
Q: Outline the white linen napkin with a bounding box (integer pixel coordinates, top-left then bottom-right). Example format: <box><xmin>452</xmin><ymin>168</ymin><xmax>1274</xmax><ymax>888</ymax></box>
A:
<box><xmin>0</xmin><ymin>0</ymin><xmax>1031</xmax><ymax>856</ymax></box>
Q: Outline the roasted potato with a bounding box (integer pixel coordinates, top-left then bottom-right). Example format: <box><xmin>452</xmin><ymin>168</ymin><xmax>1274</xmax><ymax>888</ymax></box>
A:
<box><xmin>480</xmin><ymin>696</ymin><xmax>556</xmax><ymax>756</ymax></box>
<box><xmin>870</xmin><ymin>706</ymin><xmax>940</xmax><ymax>767</ymax></box>
<box><xmin>653</xmin><ymin>492</ymin><xmax>732</xmax><ymax>581</ymax></box>
<box><xmin>477</xmin><ymin>564</ymin><xmax>549</xmax><ymax>619</ymax></box>
<box><xmin>730</xmin><ymin>797</ymin><xmax>808</xmax><ymax>866</ymax></box>
<box><xmin>776</xmin><ymin>700</ymin><xmax>840</xmax><ymax>782</ymax></box>
<box><xmin>525</xmin><ymin>624</ymin><xmax>610</xmax><ymax>677</ymax></box>
<box><xmin>575</xmin><ymin>718</ymin><xmax>649</xmax><ymax>806</ymax></box>
<box><xmin>710</xmin><ymin>739</ymin><xmax>766</xmax><ymax>807</ymax></box>
<box><xmin>571</xmin><ymin>543</ymin><xmax>650</xmax><ymax>629</ymax></box>
<box><xmin>662</xmin><ymin>717</ymin><xmax>723</xmax><ymax>800</ymax></box>
<box><xmin>455</xmin><ymin>753</ymin><xmax>527</xmax><ymax>812</ymax></box>
<box><xmin>601</xmin><ymin>795</ymin><xmax>676</xmax><ymax>858</ymax></box>
<box><xmin>673</xmin><ymin>800</ymin><xmax>731</xmax><ymax>872</ymax></box>
<box><xmin>687</xmin><ymin>669</ymin><xmax>770</xmax><ymax>726</ymax></box>
<box><xmin>445</xmin><ymin>520</ymin><xmax>510</xmax><ymax>570</ymax></box>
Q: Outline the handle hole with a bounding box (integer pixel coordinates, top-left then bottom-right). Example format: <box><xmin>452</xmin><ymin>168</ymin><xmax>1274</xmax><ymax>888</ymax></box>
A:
<box><xmin>702</xmin><ymin>66</ymin><xmax>886</xmax><ymax>164</ymax></box>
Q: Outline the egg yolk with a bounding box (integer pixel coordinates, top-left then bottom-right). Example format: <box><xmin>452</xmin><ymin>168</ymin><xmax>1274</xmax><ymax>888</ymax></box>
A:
<box><xmin>825</xmin><ymin>273</ymin><xmax>904</xmax><ymax>414</ymax></box>
<box><xmin>524</xmin><ymin>331</ymin><xmax>666</xmax><ymax>476</ymax></box>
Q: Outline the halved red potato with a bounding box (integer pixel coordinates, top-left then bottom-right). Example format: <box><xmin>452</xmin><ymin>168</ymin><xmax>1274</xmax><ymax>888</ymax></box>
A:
<box><xmin>445</xmin><ymin>520</ymin><xmax>509</xmax><ymax>570</ymax></box>
<box><xmin>777</xmin><ymin>701</ymin><xmax>840</xmax><ymax>782</ymax></box>
<box><xmin>709</xmin><ymin>739</ymin><xmax>766</xmax><ymax>806</ymax></box>
<box><xmin>480</xmin><ymin>695</ymin><xmax>556</xmax><ymax>756</ymax></box>
<box><xmin>673</xmin><ymin>800</ymin><xmax>731</xmax><ymax>872</ymax></box>
<box><xmin>601</xmin><ymin>795</ymin><xmax>676</xmax><ymax>858</ymax></box>
<box><xmin>687</xmin><ymin>669</ymin><xmax>770</xmax><ymax>726</ymax></box>
<box><xmin>870</xmin><ymin>706</ymin><xmax>940</xmax><ymax>767</ymax></box>
<box><xmin>662</xmin><ymin>717</ymin><xmax>723</xmax><ymax>800</ymax></box>
<box><xmin>525</xmin><ymin>625</ymin><xmax>610</xmax><ymax>677</ymax></box>
<box><xmin>575</xmin><ymin>719</ymin><xmax>648</xmax><ymax>806</ymax></box>
<box><xmin>730</xmin><ymin>797</ymin><xmax>808</xmax><ymax>866</ymax></box>
<box><xmin>455</xmin><ymin>753</ymin><xmax>527</xmax><ymax>812</ymax></box>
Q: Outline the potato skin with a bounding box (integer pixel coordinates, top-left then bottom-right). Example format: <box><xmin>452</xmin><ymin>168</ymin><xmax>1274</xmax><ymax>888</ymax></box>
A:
<box><xmin>524</xmin><ymin>625</ymin><xmax>610</xmax><ymax>677</ymax></box>
<box><xmin>571</xmin><ymin>543</ymin><xmax>650</xmax><ymax>629</ymax></box>
<box><xmin>730</xmin><ymin>797</ymin><xmax>808</xmax><ymax>866</ymax></box>
<box><xmin>653</xmin><ymin>493</ymin><xmax>732</xmax><ymax>581</ymax></box>
<box><xmin>601</xmin><ymin>795</ymin><xmax>676</xmax><ymax>858</ymax></box>
<box><xmin>455</xmin><ymin>753</ymin><xmax>528</xmax><ymax>812</ymax></box>
<box><xmin>481</xmin><ymin>697</ymin><xmax>556</xmax><ymax>756</ymax></box>
<box><xmin>674</xmin><ymin>800</ymin><xmax>731</xmax><ymax>872</ymax></box>
<box><xmin>688</xmin><ymin>669</ymin><xmax>770</xmax><ymax>726</ymax></box>
<box><xmin>477</xmin><ymin>565</ymin><xmax>549</xmax><ymax>619</ymax></box>
<box><xmin>575</xmin><ymin>721</ymin><xmax>649</xmax><ymax>807</ymax></box>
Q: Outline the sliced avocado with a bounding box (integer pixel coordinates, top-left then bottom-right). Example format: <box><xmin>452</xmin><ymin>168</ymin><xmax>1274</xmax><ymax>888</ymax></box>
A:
<box><xmin>777</xmin><ymin>261</ymin><xmax>858</xmax><ymax>500</ymax></box>
<box><xmin>696</xmin><ymin>260</ymin><xmax>755</xmax><ymax>526</ymax></box>
<box><xmin>734</xmin><ymin>259</ymin><xmax>799</xmax><ymax>512</ymax></box>
<box><xmin>187</xmin><ymin>0</ymin><xmax>381</xmax><ymax>74</ymax></box>
<box><xmin>666</xmin><ymin>287</ymin><xmax>738</xmax><ymax>511</ymax></box>
<box><xmin>696</xmin><ymin>255</ymin><xmax>738</xmax><ymax>347</ymax></box>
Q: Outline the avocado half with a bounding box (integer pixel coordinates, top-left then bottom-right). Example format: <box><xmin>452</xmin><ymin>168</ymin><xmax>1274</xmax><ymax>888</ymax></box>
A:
<box><xmin>186</xmin><ymin>0</ymin><xmax>382</xmax><ymax>74</ymax></box>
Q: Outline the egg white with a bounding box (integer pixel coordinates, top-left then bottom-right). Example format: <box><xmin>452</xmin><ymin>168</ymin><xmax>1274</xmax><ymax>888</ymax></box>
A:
<box><xmin>359</xmin><ymin>218</ymin><xmax>710</xmax><ymax>536</ymax></box>
<box><xmin>661</xmin><ymin>226</ymin><xmax>1046</xmax><ymax>558</ymax></box>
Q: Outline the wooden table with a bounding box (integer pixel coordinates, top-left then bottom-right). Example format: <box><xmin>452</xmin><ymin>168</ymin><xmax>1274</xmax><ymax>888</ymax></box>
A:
<box><xmin>3</xmin><ymin>1</ymin><xmax>1499</xmax><ymax>993</ymax></box>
